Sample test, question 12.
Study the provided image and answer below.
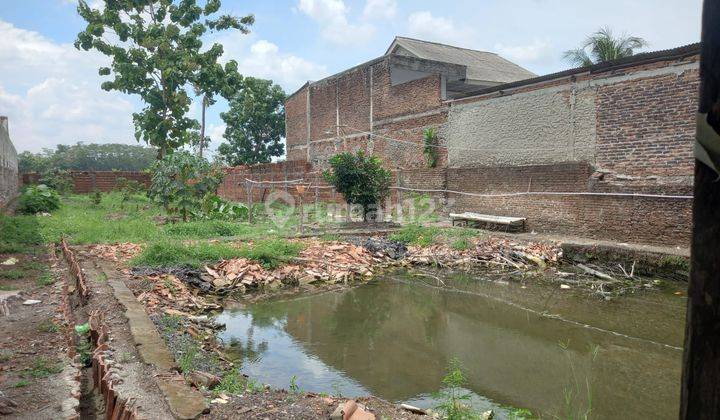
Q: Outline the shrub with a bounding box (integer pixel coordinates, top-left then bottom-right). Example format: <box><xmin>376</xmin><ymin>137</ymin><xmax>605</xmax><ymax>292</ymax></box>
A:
<box><xmin>0</xmin><ymin>214</ymin><xmax>42</xmax><ymax>253</ymax></box>
<box><xmin>17</xmin><ymin>185</ymin><xmax>61</xmax><ymax>214</ymax></box>
<box><xmin>149</xmin><ymin>151</ymin><xmax>224</xmax><ymax>221</ymax></box>
<box><xmin>323</xmin><ymin>151</ymin><xmax>392</xmax><ymax>221</ymax></box>
<box><xmin>39</xmin><ymin>170</ymin><xmax>73</xmax><ymax>195</ymax></box>
<box><xmin>390</xmin><ymin>224</ymin><xmax>440</xmax><ymax>247</ymax></box>
<box><xmin>423</xmin><ymin>127</ymin><xmax>439</xmax><ymax>168</ymax></box>
<box><xmin>198</xmin><ymin>194</ymin><xmax>249</xmax><ymax>221</ymax></box>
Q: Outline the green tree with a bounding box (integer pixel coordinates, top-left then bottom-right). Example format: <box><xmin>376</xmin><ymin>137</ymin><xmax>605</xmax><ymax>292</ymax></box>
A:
<box><xmin>17</xmin><ymin>143</ymin><xmax>158</xmax><ymax>172</ymax></box>
<box><xmin>323</xmin><ymin>151</ymin><xmax>392</xmax><ymax>221</ymax></box>
<box><xmin>217</xmin><ymin>78</ymin><xmax>286</xmax><ymax>166</ymax></box>
<box><xmin>75</xmin><ymin>0</ymin><xmax>253</xmax><ymax>157</ymax></box>
<box><xmin>563</xmin><ymin>27</ymin><xmax>648</xmax><ymax>67</ymax></box>
<box><xmin>149</xmin><ymin>151</ymin><xmax>223</xmax><ymax>221</ymax></box>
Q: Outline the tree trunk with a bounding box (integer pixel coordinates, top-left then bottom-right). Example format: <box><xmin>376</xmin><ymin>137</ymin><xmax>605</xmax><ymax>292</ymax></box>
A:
<box><xmin>199</xmin><ymin>96</ymin><xmax>207</xmax><ymax>158</ymax></box>
<box><xmin>680</xmin><ymin>1</ymin><xmax>720</xmax><ymax>418</ymax></box>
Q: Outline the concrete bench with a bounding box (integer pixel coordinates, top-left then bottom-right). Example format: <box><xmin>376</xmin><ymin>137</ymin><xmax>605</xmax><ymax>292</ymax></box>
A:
<box><xmin>450</xmin><ymin>212</ymin><xmax>527</xmax><ymax>232</ymax></box>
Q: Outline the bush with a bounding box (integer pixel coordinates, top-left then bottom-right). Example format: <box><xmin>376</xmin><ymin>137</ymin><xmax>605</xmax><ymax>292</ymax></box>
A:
<box><xmin>39</xmin><ymin>170</ymin><xmax>73</xmax><ymax>195</ymax></box>
<box><xmin>149</xmin><ymin>151</ymin><xmax>224</xmax><ymax>221</ymax></box>
<box><xmin>0</xmin><ymin>214</ymin><xmax>43</xmax><ymax>253</ymax></box>
<box><xmin>323</xmin><ymin>151</ymin><xmax>392</xmax><ymax>221</ymax></box>
<box><xmin>17</xmin><ymin>185</ymin><xmax>61</xmax><ymax>215</ymax></box>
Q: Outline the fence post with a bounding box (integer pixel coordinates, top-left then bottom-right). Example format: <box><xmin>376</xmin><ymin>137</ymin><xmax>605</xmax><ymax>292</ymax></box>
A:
<box><xmin>396</xmin><ymin>169</ymin><xmax>403</xmax><ymax>222</ymax></box>
<box><xmin>245</xmin><ymin>180</ymin><xmax>254</xmax><ymax>223</ymax></box>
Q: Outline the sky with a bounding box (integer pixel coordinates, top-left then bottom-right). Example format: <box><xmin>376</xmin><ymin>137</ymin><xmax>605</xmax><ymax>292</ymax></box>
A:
<box><xmin>0</xmin><ymin>0</ymin><xmax>703</xmax><ymax>156</ymax></box>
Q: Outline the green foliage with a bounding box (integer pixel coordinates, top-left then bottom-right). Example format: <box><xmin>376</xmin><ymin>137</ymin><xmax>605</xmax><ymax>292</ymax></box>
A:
<box><xmin>218</xmin><ymin>77</ymin><xmax>286</xmax><ymax>165</ymax></box>
<box><xmin>390</xmin><ymin>224</ymin><xmax>441</xmax><ymax>247</ymax></box>
<box><xmin>198</xmin><ymin>194</ymin><xmax>249</xmax><ymax>220</ymax></box>
<box><xmin>237</xmin><ymin>239</ymin><xmax>304</xmax><ymax>269</ymax></box>
<box><xmin>75</xmin><ymin>0</ymin><xmax>254</xmax><ymax>154</ymax></box>
<box><xmin>214</xmin><ymin>370</ymin><xmax>248</xmax><ymax>395</ymax></box>
<box><xmin>149</xmin><ymin>151</ymin><xmax>224</xmax><ymax>221</ymax></box>
<box><xmin>131</xmin><ymin>241</ymin><xmax>244</xmax><ymax>268</ymax></box>
<box><xmin>37</xmin><ymin>271</ymin><xmax>56</xmax><ymax>286</ymax></box>
<box><xmin>0</xmin><ymin>269</ymin><xmax>26</xmax><ymax>280</ymax></box>
<box><xmin>164</xmin><ymin>220</ymin><xmax>234</xmax><ymax>237</ymax></box>
<box><xmin>38</xmin><ymin>319</ymin><xmax>59</xmax><ymax>333</ymax></box>
<box><xmin>39</xmin><ymin>170</ymin><xmax>74</xmax><ymax>195</ymax></box>
<box><xmin>12</xmin><ymin>380</ymin><xmax>29</xmax><ymax>388</ymax></box>
<box><xmin>423</xmin><ymin>128</ymin><xmax>440</xmax><ymax>168</ymax></box>
<box><xmin>323</xmin><ymin>151</ymin><xmax>392</xmax><ymax>221</ymax></box>
<box><xmin>18</xmin><ymin>143</ymin><xmax>157</xmax><ymax>173</ymax></box>
<box><xmin>91</xmin><ymin>190</ymin><xmax>103</xmax><ymax>205</ymax></box>
<box><xmin>450</xmin><ymin>237</ymin><xmax>472</xmax><ymax>251</ymax></box>
<box><xmin>563</xmin><ymin>27</ymin><xmax>647</xmax><ymax>67</ymax></box>
<box><xmin>0</xmin><ymin>214</ymin><xmax>42</xmax><ymax>253</ymax></box>
<box><xmin>434</xmin><ymin>358</ymin><xmax>479</xmax><ymax>420</ymax></box>
<box><xmin>116</xmin><ymin>177</ymin><xmax>147</xmax><ymax>209</ymax></box>
<box><xmin>17</xmin><ymin>185</ymin><xmax>61</xmax><ymax>215</ymax></box>
<box><xmin>25</xmin><ymin>357</ymin><xmax>63</xmax><ymax>378</ymax></box>
<box><xmin>289</xmin><ymin>375</ymin><xmax>302</xmax><ymax>394</ymax></box>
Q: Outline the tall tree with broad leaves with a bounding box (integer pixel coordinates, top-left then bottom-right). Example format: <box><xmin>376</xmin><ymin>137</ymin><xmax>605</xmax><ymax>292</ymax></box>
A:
<box><xmin>217</xmin><ymin>77</ymin><xmax>286</xmax><ymax>166</ymax></box>
<box><xmin>74</xmin><ymin>0</ymin><xmax>253</xmax><ymax>158</ymax></box>
<box><xmin>563</xmin><ymin>27</ymin><xmax>648</xmax><ymax>67</ymax></box>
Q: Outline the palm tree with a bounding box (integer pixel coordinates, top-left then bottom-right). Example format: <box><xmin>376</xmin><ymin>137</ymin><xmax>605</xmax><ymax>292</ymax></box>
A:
<box><xmin>563</xmin><ymin>27</ymin><xmax>648</xmax><ymax>67</ymax></box>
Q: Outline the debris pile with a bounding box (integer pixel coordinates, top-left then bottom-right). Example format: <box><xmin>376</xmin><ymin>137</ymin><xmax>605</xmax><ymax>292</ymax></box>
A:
<box><xmin>134</xmin><ymin>273</ymin><xmax>220</xmax><ymax>314</ymax></box>
<box><xmin>362</xmin><ymin>237</ymin><xmax>408</xmax><ymax>260</ymax></box>
<box><xmin>406</xmin><ymin>238</ymin><xmax>561</xmax><ymax>270</ymax></box>
<box><xmin>86</xmin><ymin>242</ymin><xmax>142</xmax><ymax>262</ymax></box>
<box><xmin>195</xmin><ymin>241</ymin><xmax>384</xmax><ymax>294</ymax></box>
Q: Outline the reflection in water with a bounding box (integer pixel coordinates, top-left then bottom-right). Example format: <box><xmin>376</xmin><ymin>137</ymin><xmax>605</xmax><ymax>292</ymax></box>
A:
<box><xmin>217</xmin><ymin>271</ymin><xmax>685</xmax><ymax>419</ymax></box>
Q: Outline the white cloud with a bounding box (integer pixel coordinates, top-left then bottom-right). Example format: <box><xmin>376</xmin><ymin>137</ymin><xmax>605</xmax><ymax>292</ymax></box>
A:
<box><xmin>219</xmin><ymin>35</ymin><xmax>328</xmax><ymax>92</ymax></box>
<box><xmin>0</xmin><ymin>20</ymin><xmax>136</xmax><ymax>153</ymax></box>
<box><xmin>494</xmin><ymin>39</ymin><xmax>554</xmax><ymax>65</ymax></box>
<box><xmin>406</xmin><ymin>11</ymin><xmax>475</xmax><ymax>47</ymax></box>
<box><xmin>297</xmin><ymin>0</ymin><xmax>375</xmax><ymax>46</ymax></box>
<box><xmin>362</xmin><ymin>0</ymin><xmax>397</xmax><ymax>20</ymax></box>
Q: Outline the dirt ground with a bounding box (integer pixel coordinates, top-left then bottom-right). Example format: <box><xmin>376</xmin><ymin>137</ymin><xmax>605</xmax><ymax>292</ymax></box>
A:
<box><xmin>0</xmin><ymin>250</ymin><xmax>76</xmax><ymax>419</ymax></box>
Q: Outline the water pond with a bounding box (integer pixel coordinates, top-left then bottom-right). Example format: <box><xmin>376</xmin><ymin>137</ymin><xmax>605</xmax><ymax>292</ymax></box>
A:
<box><xmin>216</xmin><ymin>270</ymin><xmax>686</xmax><ymax>419</ymax></box>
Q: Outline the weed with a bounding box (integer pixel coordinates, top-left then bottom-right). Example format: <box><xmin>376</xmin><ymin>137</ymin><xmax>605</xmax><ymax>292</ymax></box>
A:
<box><xmin>26</xmin><ymin>357</ymin><xmax>63</xmax><ymax>378</ymax></box>
<box><xmin>91</xmin><ymin>190</ymin><xmax>103</xmax><ymax>206</ymax></box>
<box><xmin>434</xmin><ymin>358</ymin><xmax>479</xmax><ymax>420</ymax></box>
<box><xmin>118</xmin><ymin>352</ymin><xmax>134</xmax><ymax>364</ymax></box>
<box><xmin>0</xmin><ymin>269</ymin><xmax>26</xmax><ymax>280</ymax></box>
<box><xmin>96</xmin><ymin>271</ymin><xmax>108</xmax><ymax>282</ymax></box>
<box><xmin>159</xmin><ymin>314</ymin><xmax>185</xmax><ymax>333</ymax></box>
<box><xmin>558</xmin><ymin>341</ymin><xmax>598</xmax><ymax>420</ymax></box>
<box><xmin>131</xmin><ymin>241</ymin><xmax>245</xmax><ymax>268</ymax></box>
<box><xmin>505</xmin><ymin>407</ymin><xmax>535</xmax><ymax>419</ymax></box>
<box><xmin>12</xmin><ymin>379</ymin><xmax>30</xmax><ymax>388</ymax></box>
<box><xmin>390</xmin><ymin>224</ymin><xmax>440</xmax><ymax>247</ymax></box>
<box><xmin>289</xmin><ymin>375</ymin><xmax>302</xmax><ymax>394</ymax></box>
<box><xmin>37</xmin><ymin>271</ymin><xmax>55</xmax><ymax>286</ymax></box>
<box><xmin>164</xmin><ymin>220</ymin><xmax>236</xmax><ymax>238</ymax></box>
<box><xmin>245</xmin><ymin>378</ymin><xmax>263</xmax><ymax>393</ymax></box>
<box><xmin>37</xmin><ymin>319</ymin><xmax>59</xmax><ymax>333</ymax></box>
<box><xmin>178</xmin><ymin>344</ymin><xmax>200</xmax><ymax>373</ymax></box>
<box><xmin>450</xmin><ymin>237</ymin><xmax>472</xmax><ymax>251</ymax></box>
<box><xmin>0</xmin><ymin>285</ymin><xmax>17</xmax><ymax>291</ymax></box>
<box><xmin>319</xmin><ymin>233</ymin><xmax>341</xmax><ymax>242</ymax></box>
<box><xmin>0</xmin><ymin>350</ymin><xmax>12</xmax><ymax>362</ymax></box>
<box><xmin>214</xmin><ymin>370</ymin><xmax>247</xmax><ymax>395</ymax></box>
<box><xmin>331</xmin><ymin>381</ymin><xmax>343</xmax><ymax>398</ymax></box>
<box><xmin>237</xmin><ymin>239</ymin><xmax>304</xmax><ymax>269</ymax></box>
<box><xmin>0</xmin><ymin>214</ymin><xmax>43</xmax><ymax>253</ymax></box>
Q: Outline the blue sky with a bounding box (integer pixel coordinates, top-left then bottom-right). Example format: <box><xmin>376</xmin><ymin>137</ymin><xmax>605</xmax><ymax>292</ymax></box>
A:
<box><xmin>0</xmin><ymin>0</ymin><xmax>702</xmax><ymax>154</ymax></box>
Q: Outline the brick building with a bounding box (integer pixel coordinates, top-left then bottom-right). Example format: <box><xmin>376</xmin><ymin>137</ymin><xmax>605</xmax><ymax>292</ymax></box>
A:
<box><xmin>274</xmin><ymin>38</ymin><xmax>701</xmax><ymax>246</ymax></box>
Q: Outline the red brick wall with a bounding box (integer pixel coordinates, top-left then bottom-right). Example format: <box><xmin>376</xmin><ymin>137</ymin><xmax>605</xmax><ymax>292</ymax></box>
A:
<box><xmin>285</xmin><ymin>86</ymin><xmax>308</xmax><ymax>161</ymax></box>
<box><xmin>446</xmin><ymin>163</ymin><xmax>691</xmax><ymax>246</ymax></box>
<box><xmin>596</xmin><ymin>68</ymin><xmax>699</xmax><ymax>177</ymax></box>
<box><xmin>309</xmin><ymin>80</ymin><xmax>338</xmax><ymax>141</ymax></box>
<box><xmin>370</xmin><ymin>61</ymin><xmax>443</xmax><ymax>120</ymax></box>
<box><xmin>21</xmin><ymin>171</ymin><xmax>150</xmax><ymax>193</ymax></box>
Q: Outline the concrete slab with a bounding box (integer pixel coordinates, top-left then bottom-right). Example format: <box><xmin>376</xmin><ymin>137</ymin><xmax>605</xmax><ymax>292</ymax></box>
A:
<box><xmin>103</xmin><ymin>265</ymin><xmax>207</xmax><ymax>419</ymax></box>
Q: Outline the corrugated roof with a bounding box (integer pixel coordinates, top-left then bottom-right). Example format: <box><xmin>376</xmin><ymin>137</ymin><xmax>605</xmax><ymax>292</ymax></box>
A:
<box><xmin>387</xmin><ymin>36</ymin><xmax>537</xmax><ymax>84</ymax></box>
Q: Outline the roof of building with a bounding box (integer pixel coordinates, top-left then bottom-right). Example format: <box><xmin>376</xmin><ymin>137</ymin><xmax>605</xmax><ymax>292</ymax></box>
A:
<box><xmin>457</xmin><ymin>42</ymin><xmax>701</xmax><ymax>100</ymax></box>
<box><xmin>386</xmin><ymin>36</ymin><xmax>537</xmax><ymax>84</ymax></box>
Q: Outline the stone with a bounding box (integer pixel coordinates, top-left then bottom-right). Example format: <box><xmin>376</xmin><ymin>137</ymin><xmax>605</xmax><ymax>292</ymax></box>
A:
<box><xmin>22</xmin><ymin>299</ymin><xmax>41</xmax><ymax>305</ymax></box>
<box><xmin>187</xmin><ymin>371</ymin><xmax>221</xmax><ymax>390</ymax></box>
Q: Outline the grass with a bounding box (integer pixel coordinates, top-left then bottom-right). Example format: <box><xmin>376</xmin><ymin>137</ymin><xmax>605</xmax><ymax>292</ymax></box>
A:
<box><xmin>0</xmin><ymin>269</ymin><xmax>26</xmax><ymax>280</ymax></box>
<box><xmin>37</xmin><ymin>271</ymin><xmax>55</xmax><ymax>286</ymax></box>
<box><xmin>131</xmin><ymin>241</ymin><xmax>246</xmax><ymax>268</ymax></box>
<box><xmin>37</xmin><ymin>318</ymin><xmax>59</xmax><ymax>333</ymax></box>
<box><xmin>391</xmin><ymin>224</ymin><xmax>482</xmax><ymax>248</ymax></box>
<box><xmin>214</xmin><ymin>370</ymin><xmax>248</xmax><ymax>395</ymax></box>
<box><xmin>0</xmin><ymin>284</ymin><xmax>18</xmax><ymax>291</ymax></box>
<box><xmin>12</xmin><ymin>379</ymin><xmax>29</xmax><ymax>388</ymax></box>
<box><xmin>25</xmin><ymin>357</ymin><xmax>63</xmax><ymax>378</ymax></box>
<box><xmin>0</xmin><ymin>214</ymin><xmax>43</xmax><ymax>253</ymax></box>
<box><xmin>36</xmin><ymin>193</ymin><xmax>301</xmax><ymax>246</ymax></box>
<box><xmin>0</xmin><ymin>350</ymin><xmax>12</xmax><ymax>362</ymax></box>
<box><xmin>237</xmin><ymin>239</ymin><xmax>304</xmax><ymax>269</ymax></box>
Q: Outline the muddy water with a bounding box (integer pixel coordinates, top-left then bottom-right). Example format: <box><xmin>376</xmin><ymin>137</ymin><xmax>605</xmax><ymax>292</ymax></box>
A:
<box><xmin>217</xmin><ymin>271</ymin><xmax>686</xmax><ymax>419</ymax></box>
